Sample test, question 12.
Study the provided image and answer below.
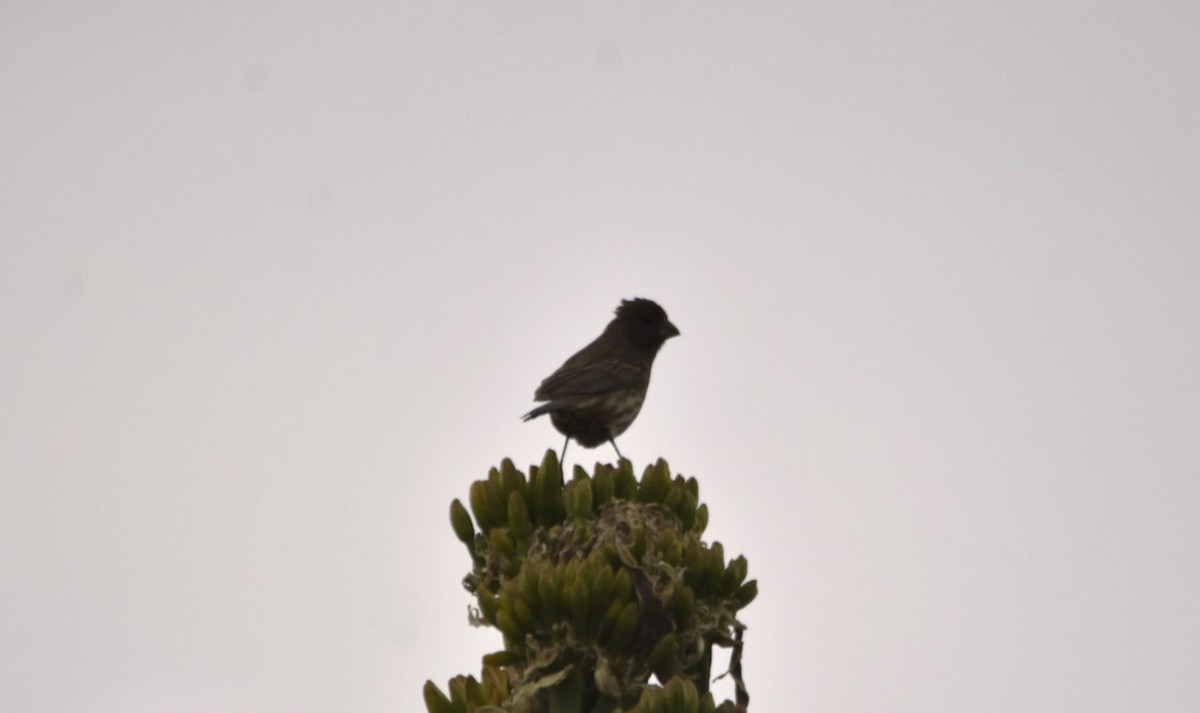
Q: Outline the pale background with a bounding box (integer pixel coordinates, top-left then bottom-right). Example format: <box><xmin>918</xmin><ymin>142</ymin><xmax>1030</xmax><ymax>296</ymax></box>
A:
<box><xmin>2</xmin><ymin>2</ymin><xmax>1198</xmax><ymax>712</ymax></box>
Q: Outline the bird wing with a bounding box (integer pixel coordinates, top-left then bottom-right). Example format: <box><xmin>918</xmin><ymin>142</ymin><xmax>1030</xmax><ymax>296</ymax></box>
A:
<box><xmin>533</xmin><ymin>357</ymin><xmax>648</xmax><ymax>399</ymax></box>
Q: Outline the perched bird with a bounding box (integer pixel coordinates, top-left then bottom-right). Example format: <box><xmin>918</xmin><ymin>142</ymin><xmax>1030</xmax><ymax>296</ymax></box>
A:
<box><xmin>522</xmin><ymin>298</ymin><xmax>679</xmax><ymax>463</ymax></box>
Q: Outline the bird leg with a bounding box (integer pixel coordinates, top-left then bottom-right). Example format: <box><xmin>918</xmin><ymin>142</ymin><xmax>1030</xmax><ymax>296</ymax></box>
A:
<box><xmin>559</xmin><ymin>435</ymin><xmax>570</xmax><ymax>469</ymax></box>
<box><xmin>609</xmin><ymin>438</ymin><xmax>624</xmax><ymax>462</ymax></box>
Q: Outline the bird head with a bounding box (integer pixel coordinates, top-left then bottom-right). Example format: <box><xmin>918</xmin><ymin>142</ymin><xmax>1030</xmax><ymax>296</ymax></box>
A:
<box><xmin>614</xmin><ymin>298</ymin><xmax>680</xmax><ymax>352</ymax></box>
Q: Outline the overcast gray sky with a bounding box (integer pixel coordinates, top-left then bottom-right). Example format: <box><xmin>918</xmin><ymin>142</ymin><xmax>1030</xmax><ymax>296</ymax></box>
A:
<box><xmin>3</xmin><ymin>2</ymin><xmax>1199</xmax><ymax>712</ymax></box>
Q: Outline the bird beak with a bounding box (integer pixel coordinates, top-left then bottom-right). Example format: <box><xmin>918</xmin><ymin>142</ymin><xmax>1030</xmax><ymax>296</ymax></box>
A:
<box><xmin>660</xmin><ymin>320</ymin><xmax>680</xmax><ymax>339</ymax></box>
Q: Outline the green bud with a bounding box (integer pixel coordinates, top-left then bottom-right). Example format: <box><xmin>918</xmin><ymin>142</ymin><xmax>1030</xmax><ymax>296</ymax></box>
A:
<box><xmin>481</xmin><ymin>650</ymin><xmax>518</xmax><ymax>667</ymax></box>
<box><xmin>693</xmin><ymin>503</ymin><xmax>709</xmax><ymax>535</ymax></box>
<box><xmin>699</xmin><ymin>548</ymin><xmax>723</xmax><ymax>597</ymax></box>
<box><xmin>721</xmin><ymin>555</ymin><xmax>748</xmax><ymax>596</ymax></box>
<box><xmin>449</xmin><ymin>499</ymin><xmax>475</xmax><ymax>548</ymax></box>
<box><xmin>615</xmin><ymin>460</ymin><xmax>638</xmax><ymax>500</ymax></box>
<box><xmin>528</xmin><ymin>465</ymin><xmax>547</xmax><ymax>527</ymax></box>
<box><xmin>680</xmin><ymin>678</ymin><xmax>700</xmax><ymax>713</ymax></box>
<box><xmin>593</xmin><ymin>465</ymin><xmax>616</xmax><ymax>507</ymax></box>
<box><xmin>639</xmin><ymin>461</ymin><xmax>670</xmax><ymax>504</ymax></box>
<box><xmin>483</xmin><ymin>481</ymin><xmax>507</xmax><ymax>530</ymax></box>
<box><xmin>489</xmin><ymin>528</ymin><xmax>516</xmax><ymax>560</ymax></box>
<box><xmin>422</xmin><ymin>681</ymin><xmax>455</xmax><ymax>713</ymax></box>
<box><xmin>476</xmin><ymin>589</ymin><xmax>499</xmax><ymax>625</ymax></box>
<box><xmin>671</xmin><ymin>585</ymin><xmax>695</xmax><ymax>624</ymax></box>
<box><xmin>539</xmin><ymin>448</ymin><xmax>561</xmax><ymax>485</ymax></box>
<box><xmin>448</xmin><ymin>676</ymin><xmax>469</xmax><ymax>707</ymax></box>
<box><xmin>495</xmin><ymin>609</ymin><xmax>520</xmax><ymax>639</ymax></box>
<box><xmin>565</xmin><ymin>478</ymin><xmax>594</xmax><ymax>520</ymax></box>
<box><xmin>538</xmin><ymin>567</ymin><xmax>561</xmax><ymax>622</ymax></box>
<box><xmin>589</xmin><ymin>565</ymin><xmax>614</xmax><ymax>620</ymax></box>
<box><xmin>484</xmin><ymin>665</ymin><xmax>510</xmax><ymax>701</ymax></box>
<box><xmin>731</xmin><ymin>579</ymin><xmax>758</xmax><ymax>609</ymax></box>
<box><xmin>598</xmin><ymin>599</ymin><xmax>624</xmax><ymax>643</ymax></box>
<box><xmin>469</xmin><ymin>481</ymin><xmax>492</xmax><ymax>532</ymax></box>
<box><xmin>638</xmin><ymin>687</ymin><xmax>666</xmax><ymax>713</ymax></box>
<box><xmin>647</xmin><ymin>633</ymin><xmax>679</xmax><ymax>682</ymax></box>
<box><xmin>683</xmin><ymin>540</ymin><xmax>705</xmax><ymax>590</ymax></box>
<box><xmin>658</xmin><ymin>529</ymin><xmax>683</xmax><ymax>565</ymax></box>
<box><xmin>665</xmin><ymin>677</ymin><xmax>689</xmax><ymax>713</ymax></box>
<box><xmin>612</xmin><ymin>568</ymin><xmax>634</xmax><ymax>603</ymax></box>
<box><xmin>538</xmin><ymin>449</ymin><xmax>565</xmax><ymax>525</ymax></box>
<box><xmin>512</xmin><ymin>597</ymin><xmax>535</xmax><ymax>632</ymax></box>
<box><xmin>629</xmin><ymin>526</ymin><xmax>647</xmax><ymax>562</ymax></box>
<box><xmin>608</xmin><ymin>601</ymin><xmax>640</xmax><ymax>653</ymax></box>
<box><xmin>665</xmin><ymin>483</ymin><xmax>685</xmax><ymax>515</ymax></box>
<box><xmin>507</xmin><ymin>491</ymin><xmax>531</xmax><ymax>540</ymax></box>
<box><xmin>499</xmin><ymin>458</ymin><xmax>527</xmax><ymax>503</ymax></box>
<box><xmin>570</xmin><ymin>575</ymin><xmax>591</xmax><ymax>639</ymax></box>
<box><xmin>519</xmin><ymin>566</ymin><xmax>540</xmax><ymax>613</ymax></box>
<box><xmin>463</xmin><ymin>676</ymin><xmax>485</xmax><ymax>705</ymax></box>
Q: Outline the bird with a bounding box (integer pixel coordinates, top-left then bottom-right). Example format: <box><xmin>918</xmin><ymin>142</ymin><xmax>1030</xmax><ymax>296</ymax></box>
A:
<box><xmin>522</xmin><ymin>298</ymin><xmax>679</xmax><ymax>464</ymax></box>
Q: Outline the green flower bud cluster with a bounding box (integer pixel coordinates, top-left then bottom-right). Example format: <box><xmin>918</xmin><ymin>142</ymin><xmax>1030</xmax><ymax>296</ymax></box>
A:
<box><xmin>479</xmin><ymin>548</ymin><xmax>639</xmax><ymax>654</ymax></box>
<box><xmin>422</xmin><ymin>669</ymin><xmax>510</xmax><ymax>713</ymax></box>
<box><xmin>621</xmin><ymin>676</ymin><xmax>743</xmax><ymax>713</ymax></box>
<box><xmin>427</xmin><ymin>451</ymin><xmax>755</xmax><ymax>713</ymax></box>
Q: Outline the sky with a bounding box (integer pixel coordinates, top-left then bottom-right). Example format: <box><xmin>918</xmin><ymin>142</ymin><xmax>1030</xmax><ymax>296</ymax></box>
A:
<box><xmin>2</xmin><ymin>2</ymin><xmax>1199</xmax><ymax>712</ymax></box>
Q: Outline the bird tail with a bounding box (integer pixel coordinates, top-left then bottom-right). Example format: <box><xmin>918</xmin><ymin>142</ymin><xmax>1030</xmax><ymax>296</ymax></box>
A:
<box><xmin>521</xmin><ymin>402</ymin><xmax>556</xmax><ymax>421</ymax></box>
